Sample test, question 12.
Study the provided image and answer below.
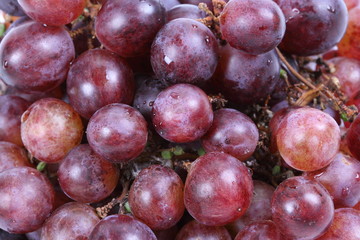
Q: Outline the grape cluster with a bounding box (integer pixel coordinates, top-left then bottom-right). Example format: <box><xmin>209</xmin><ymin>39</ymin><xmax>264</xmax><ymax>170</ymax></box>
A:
<box><xmin>0</xmin><ymin>0</ymin><xmax>359</xmax><ymax>239</ymax></box>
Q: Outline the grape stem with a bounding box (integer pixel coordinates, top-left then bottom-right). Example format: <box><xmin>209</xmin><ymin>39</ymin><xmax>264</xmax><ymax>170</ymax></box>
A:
<box><xmin>275</xmin><ymin>47</ymin><xmax>358</xmax><ymax>121</ymax></box>
<box><xmin>96</xmin><ymin>181</ymin><xmax>130</xmax><ymax>219</ymax></box>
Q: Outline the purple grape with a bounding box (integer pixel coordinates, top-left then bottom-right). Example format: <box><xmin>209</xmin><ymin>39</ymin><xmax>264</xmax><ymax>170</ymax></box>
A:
<box><xmin>129</xmin><ymin>165</ymin><xmax>185</xmax><ymax>230</ymax></box>
<box><xmin>87</xmin><ymin>103</ymin><xmax>148</xmax><ymax>163</ymax></box>
<box><xmin>0</xmin><ymin>167</ymin><xmax>55</xmax><ymax>234</ymax></box>
<box><xmin>201</xmin><ymin>108</ymin><xmax>259</xmax><ymax>161</ymax></box>
<box><xmin>220</xmin><ymin>0</ymin><xmax>286</xmax><ymax>55</ymax></box>
<box><xmin>275</xmin><ymin>0</ymin><xmax>348</xmax><ymax>56</ymax></box>
<box><xmin>152</xmin><ymin>84</ymin><xmax>213</xmax><ymax>143</ymax></box>
<box><xmin>234</xmin><ymin>220</ymin><xmax>281</xmax><ymax>240</ymax></box>
<box><xmin>67</xmin><ymin>48</ymin><xmax>135</xmax><ymax>119</ymax></box>
<box><xmin>89</xmin><ymin>214</ymin><xmax>156</xmax><ymax>240</ymax></box>
<box><xmin>346</xmin><ymin>115</ymin><xmax>360</xmax><ymax>163</ymax></box>
<box><xmin>0</xmin><ymin>21</ymin><xmax>75</xmax><ymax>92</ymax></box>
<box><xmin>0</xmin><ymin>141</ymin><xmax>31</xmax><ymax>173</ymax></box>
<box><xmin>151</xmin><ymin>18</ymin><xmax>218</xmax><ymax>86</ymax></box>
<box><xmin>167</xmin><ymin>4</ymin><xmax>206</xmax><ymax>22</ymax></box>
<box><xmin>184</xmin><ymin>152</ymin><xmax>253</xmax><ymax>226</ymax></box>
<box><xmin>58</xmin><ymin>144</ymin><xmax>120</xmax><ymax>203</ymax></box>
<box><xmin>0</xmin><ymin>0</ymin><xmax>25</xmax><ymax>16</ymax></box>
<box><xmin>0</xmin><ymin>95</ymin><xmax>30</xmax><ymax>146</ymax></box>
<box><xmin>41</xmin><ymin>202</ymin><xmax>100</xmax><ymax>240</ymax></box>
<box><xmin>176</xmin><ymin>220</ymin><xmax>231</xmax><ymax>240</ymax></box>
<box><xmin>271</xmin><ymin>176</ymin><xmax>334</xmax><ymax>239</ymax></box>
<box><xmin>160</xmin><ymin>0</ymin><xmax>180</xmax><ymax>10</ymax></box>
<box><xmin>213</xmin><ymin>44</ymin><xmax>281</xmax><ymax>106</ymax></box>
<box><xmin>18</xmin><ymin>0</ymin><xmax>85</xmax><ymax>26</ymax></box>
<box><xmin>95</xmin><ymin>0</ymin><xmax>166</xmax><ymax>57</ymax></box>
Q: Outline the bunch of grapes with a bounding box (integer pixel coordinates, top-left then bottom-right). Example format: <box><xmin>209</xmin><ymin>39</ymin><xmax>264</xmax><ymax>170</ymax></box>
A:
<box><xmin>0</xmin><ymin>0</ymin><xmax>359</xmax><ymax>239</ymax></box>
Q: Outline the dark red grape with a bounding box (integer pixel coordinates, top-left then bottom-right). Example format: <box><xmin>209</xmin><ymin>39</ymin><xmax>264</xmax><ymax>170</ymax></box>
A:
<box><xmin>234</xmin><ymin>220</ymin><xmax>281</xmax><ymax>240</ymax></box>
<box><xmin>184</xmin><ymin>152</ymin><xmax>253</xmax><ymax>226</ymax></box>
<box><xmin>0</xmin><ymin>21</ymin><xmax>75</xmax><ymax>92</ymax></box>
<box><xmin>67</xmin><ymin>48</ymin><xmax>135</xmax><ymax>119</ymax></box>
<box><xmin>0</xmin><ymin>230</ymin><xmax>27</xmax><ymax>240</ymax></box>
<box><xmin>0</xmin><ymin>0</ymin><xmax>25</xmax><ymax>16</ymax></box>
<box><xmin>175</xmin><ymin>220</ymin><xmax>231</xmax><ymax>240</ymax></box>
<box><xmin>338</xmin><ymin>7</ymin><xmax>360</xmax><ymax>61</ymax></box>
<box><xmin>18</xmin><ymin>0</ymin><xmax>85</xmax><ymax>26</ymax></box>
<box><xmin>95</xmin><ymin>0</ymin><xmax>166</xmax><ymax>57</ymax></box>
<box><xmin>344</xmin><ymin>0</ymin><xmax>360</xmax><ymax>9</ymax></box>
<box><xmin>167</xmin><ymin>4</ymin><xmax>206</xmax><ymax>22</ymax></box>
<box><xmin>0</xmin><ymin>141</ymin><xmax>31</xmax><ymax>173</ymax></box>
<box><xmin>272</xmin><ymin>176</ymin><xmax>334</xmax><ymax>239</ymax></box>
<box><xmin>5</xmin><ymin>85</ymin><xmax>64</xmax><ymax>104</ymax></box>
<box><xmin>346</xmin><ymin>115</ymin><xmax>360</xmax><ymax>160</ymax></box>
<box><xmin>129</xmin><ymin>165</ymin><xmax>184</xmax><ymax>230</ymax></box>
<box><xmin>213</xmin><ymin>44</ymin><xmax>281</xmax><ymax>106</ymax></box>
<box><xmin>58</xmin><ymin>144</ymin><xmax>119</xmax><ymax>203</ymax></box>
<box><xmin>328</xmin><ymin>57</ymin><xmax>360</xmax><ymax>98</ymax></box>
<box><xmin>0</xmin><ymin>167</ymin><xmax>55</xmax><ymax>234</ymax></box>
<box><xmin>21</xmin><ymin>98</ymin><xmax>83</xmax><ymax>163</ymax></box>
<box><xmin>155</xmin><ymin>225</ymin><xmax>179</xmax><ymax>240</ymax></box>
<box><xmin>179</xmin><ymin>0</ymin><xmax>213</xmax><ymax>10</ymax></box>
<box><xmin>201</xmin><ymin>108</ymin><xmax>259</xmax><ymax>161</ymax></box>
<box><xmin>89</xmin><ymin>214</ymin><xmax>156</xmax><ymax>240</ymax></box>
<box><xmin>151</xmin><ymin>18</ymin><xmax>218</xmax><ymax>86</ymax></box>
<box><xmin>227</xmin><ymin>180</ymin><xmax>275</xmax><ymax>237</ymax></box>
<box><xmin>304</xmin><ymin>153</ymin><xmax>360</xmax><ymax>208</ymax></box>
<box><xmin>220</xmin><ymin>0</ymin><xmax>286</xmax><ymax>55</ymax></box>
<box><xmin>152</xmin><ymin>84</ymin><xmax>213</xmax><ymax>143</ymax></box>
<box><xmin>275</xmin><ymin>0</ymin><xmax>348</xmax><ymax>56</ymax></box>
<box><xmin>160</xmin><ymin>0</ymin><xmax>180</xmax><ymax>10</ymax></box>
<box><xmin>316</xmin><ymin>208</ymin><xmax>360</xmax><ymax>239</ymax></box>
<box><xmin>133</xmin><ymin>76</ymin><xmax>167</xmax><ymax>121</ymax></box>
<box><xmin>41</xmin><ymin>202</ymin><xmax>100</xmax><ymax>240</ymax></box>
<box><xmin>0</xmin><ymin>95</ymin><xmax>30</xmax><ymax>146</ymax></box>
<box><xmin>276</xmin><ymin>107</ymin><xmax>340</xmax><ymax>171</ymax></box>
<box><xmin>87</xmin><ymin>103</ymin><xmax>148</xmax><ymax>163</ymax></box>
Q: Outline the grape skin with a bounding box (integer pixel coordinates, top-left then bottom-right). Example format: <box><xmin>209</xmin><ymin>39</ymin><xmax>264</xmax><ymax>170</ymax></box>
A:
<box><xmin>175</xmin><ymin>220</ymin><xmax>231</xmax><ymax>240</ymax></box>
<box><xmin>184</xmin><ymin>152</ymin><xmax>253</xmax><ymax>226</ymax></box>
<box><xmin>95</xmin><ymin>0</ymin><xmax>166</xmax><ymax>58</ymax></box>
<box><xmin>0</xmin><ymin>0</ymin><xmax>25</xmax><ymax>16</ymax></box>
<box><xmin>67</xmin><ymin>48</ymin><xmax>135</xmax><ymax>119</ymax></box>
<box><xmin>0</xmin><ymin>167</ymin><xmax>55</xmax><ymax>234</ymax></box>
<box><xmin>0</xmin><ymin>21</ymin><xmax>75</xmax><ymax>92</ymax></box>
<box><xmin>167</xmin><ymin>4</ymin><xmax>206</xmax><ymax>22</ymax></box>
<box><xmin>346</xmin><ymin>115</ymin><xmax>360</xmax><ymax>160</ymax></box>
<box><xmin>275</xmin><ymin>0</ymin><xmax>348</xmax><ymax>56</ymax></box>
<box><xmin>18</xmin><ymin>0</ymin><xmax>85</xmax><ymax>26</ymax></box>
<box><xmin>220</xmin><ymin>0</ymin><xmax>286</xmax><ymax>55</ymax></box>
<box><xmin>41</xmin><ymin>202</ymin><xmax>99</xmax><ymax>240</ymax></box>
<box><xmin>21</xmin><ymin>98</ymin><xmax>83</xmax><ymax>163</ymax></box>
<box><xmin>151</xmin><ymin>18</ymin><xmax>219</xmax><ymax>86</ymax></box>
<box><xmin>234</xmin><ymin>220</ymin><xmax>281</xmax><ymax>240</ymax></box>
<box><xmin>338</xmin><ymin>7</ymin><xmax>360</xmax><ymax>61</ymax></box>
<box><xmin>129</xmin><ymin>165</ymin><xmax>185</xmax><ymax>230</ymax></box>
<box><xmin>0</xmin><ymin>141</ymin><xmax>31</xmax><ymax>173</ymax></box>
<box><xmin>58</xmin><ymin>144</ymin><xmax>120</xmax><ymax>203</ymax></box>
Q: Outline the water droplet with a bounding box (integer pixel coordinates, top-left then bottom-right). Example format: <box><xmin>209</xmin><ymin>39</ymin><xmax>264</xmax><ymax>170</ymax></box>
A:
<box><xmin>205</xmin><ymin>36</ymin><xmax>210</xmax><ymax>44</ymax></box>
<box><xmin>192</xmin><ymin>24</ymin><xmax>198</xmax><ymax>29</ymax></box>
<box><xmin>327</xmin><ymin>5</ymin><xmax>335</xmax><ymax>13</ymax></box>
<box><xmin>143</xmin><ymin>101</ymin><xmax>147</xmax><ymax>104</ymax></box>
<box><xmin>224</xmin><ymin>138</ymin><xmax>230</xmax><ymax>144</ymax></box>
<box><xmin>237</xmin><ymin>208</ymin><xmax>242</xmax><ymax>212</ymax></box>
<box><xmin>292</xmin><ymin>8</ymin><xmax>300</xmax><ymax>14</ymax></box>
<box><xmin>356</xmin><ymin>173</ymin><xmax>360</xmax><ymax>179</ymax></box>
<box><xmin>3</xmin><ymin>60</ymin><xmax>8</xmax><ymax>68</ymax></box>
<box><xmin>164</xmin><ymin>55</ymin><xmax>172</xmax><ymax>65</ymax></box>
<box><xmin>267</xmin><ymin>59</ymin><xmax>273</xmax><ymax>65</ymax></box>
<box><xmin>170</xmin><ymin>92</ymin><xmax>180</xmax><ymax>99</ymax></box>
<box><xmin>149</xmin><ymin>101</ymin><xmax>154</xmax><ymax>107</ymax></box>
<box><xmin>342</xmin><ymin>187</ymin><xmax>350</xmax><ymax>196</ymax></box>
<box><xmin>289</xmin><ymin>185</ymin><xmax>297</xmax><ymax>189</ymax></box>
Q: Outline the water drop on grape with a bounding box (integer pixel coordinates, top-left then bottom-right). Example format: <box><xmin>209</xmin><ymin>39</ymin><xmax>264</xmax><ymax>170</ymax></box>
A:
<box><xmin>3</xmin><ymin>60</ymin><xmax>8</xmax><ymax>68</ymax></box>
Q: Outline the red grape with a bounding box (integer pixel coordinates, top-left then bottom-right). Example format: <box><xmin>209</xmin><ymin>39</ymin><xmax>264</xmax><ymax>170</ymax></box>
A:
<box><xmin>184</xmin><ymin>152</ymin><xmax>253</xmax><ymax>226</ymax></box>
<box><xmin>276</xmin><ymin>107</ymin><xmax>340</xmax><ymax>171</ymax></box>
<box><xmin>0</xmin><ymin>95</ymin><xmax>30</xmax><ymax>146</ymax></box>
<box><xmin>89</xmin><ymin>214</ymin><xmax>156</xmax><ymax>240</ymax></box>
<box><xmin>0</xmin><ymin>167</ymin><xmax>55</xmax><ymax>234</ymax></box>
<box><xmin>272</xmin><ymin>176</ymin><xmax>334</xmax><ymax>239</ymax></box>
<box><xmin>344</xmin><ymin>0</ymin><xmax>360</xmax><ymax>9</ymax></box>
<box><xmin>160</xmin><ymin>0</ymin><xmax>180</xmax><ymax>10</ymax></box>
<box><xmin>213</xmin><ymin>44</ymin><xmax>281</xmax><ymax>106</ymax></box>
<box><xmin>220</xmin><ymin>0</ymin><xmax>286</xmax><ymax>55</ymax></box>
<box><xmin>129</xmin><ymin>165</ymin><xmax>185</xmax><ymax>230</ymax></box>
<box><xmin>18</xmin><ymin>0</ymin><xmax>85</xmax><ymax>26</ymax></box>
<box><xmin>41</xmin><ymin>202</ymin><xmax>100</xmax><ymax>240</ymax></box>
<box><xmin>152</xmin><ymin>84</ymin><xmax>213</xmax><ymax>143</ymax></box>
<box><xmin>167</xmin><ymin>4</ymin><xmax>206</xmax><ymax>22</ymax></box>
<box><xmin>0</xmin><ymin>21</ymin><xmax>75</xmax><ymax>92</ymax></box>
<box><xmin>67</xmin><ymin>48</ymin><xmax>135</xmax><ymax>119</ymax></box>
<box><xmin>316</xmin><ymin>208</ymin><xmax>360</xmax><ymax>239</ymax></box>
<box><xmin>175</xmin><ymin>220</ymin><xmax>231</xmax><ymax>240</ymax></box>
<box><xmin>328</xmin><ymin>57</ymin><xmax>360</xmax><ymax>98</ymax></box>
<box><xmin>95</xmin><ymin>0</ymin><xmax>166</xmax><ymax>57</ymax></box>
<box><xmin>234</xmin><ymin>220</ymin><xmax>281</xmax><ymax>240</ymax></box>
<box><xmin>201</xmin><ymin>108</ymin><xmax>259</xmax><ymax>161</ymax></box>
<box><xmin>86</xmin><ymin>103</ymin><xmax>148</xmax><ymax>163</ymax></box>
<box><xmin>275</xmin><ymin>0</ymin><xmax>348</xmax><ymax>56</ymax></box>
<box><xmin>338</xmin><ymin>6</ymin><xmax>360</xmax><ymax>61</ymax></box>
<box><xmin>58</xmin><ymin>144</ymin><xmax>120</xmax><ymax>203</ymax></box>
<box><xmin>0</xmin><ymin>141</ymin><xmax>31</xmax><ymax>173</ymax></box>
<box><xmin>21</xmin><ymin>98</ymin><xmax>83</xmax><ymax>163</ymax></box>
<box><xmin>346</xmin><ymin>115</ymin><xmax>360</xmax><ymax>160</ymax></box>
<box><xmin>151</xmin><ymin>18</ymin><xmax>218</xmax><ymax>86</ymax></box>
